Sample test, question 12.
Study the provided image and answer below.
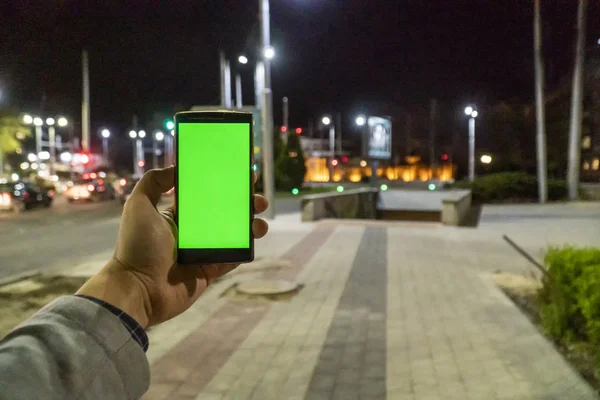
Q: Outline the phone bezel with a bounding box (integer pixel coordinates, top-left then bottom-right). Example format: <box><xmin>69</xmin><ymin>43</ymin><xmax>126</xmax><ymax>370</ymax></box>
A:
<box><xmin>174</xmin><ymin>110</ymin><xmax>255</xmax><ymax>265</ymax></box>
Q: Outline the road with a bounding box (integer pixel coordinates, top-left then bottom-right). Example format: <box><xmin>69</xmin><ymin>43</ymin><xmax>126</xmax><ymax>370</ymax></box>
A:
<box><xmin>0</xmin><ymin>195</ymin><xmax>301</xmax><ymax>282</ymax></box>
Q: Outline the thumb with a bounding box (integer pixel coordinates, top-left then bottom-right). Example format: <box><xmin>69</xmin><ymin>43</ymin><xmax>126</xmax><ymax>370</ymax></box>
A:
<box><xmin>131</xmin><ymin>166</ymin><xmax>175</xmax><ymax>206</ymax></box>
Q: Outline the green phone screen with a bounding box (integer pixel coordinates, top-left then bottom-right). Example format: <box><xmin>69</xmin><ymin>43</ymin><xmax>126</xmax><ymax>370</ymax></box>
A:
<box><xmin>177</xmin><ymin>122</ymin><xmax>250</xmax><ymax>249</ymax></box>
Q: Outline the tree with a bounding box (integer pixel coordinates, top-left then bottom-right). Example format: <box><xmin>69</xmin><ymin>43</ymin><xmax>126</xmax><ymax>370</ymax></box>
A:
<box><xmin>567</xmin><ymin>0</ymin><xmax>588</xmax><ymax>200</ymax></box>
<box><xmin>0</xmin><ymin>116</ymin><xmax>29</xmax><ymax>175</ymax></box>
<box><xmin>274</xmin><ymin>132</ymin><xmax>306</xmax><ymax>191</ymax></box>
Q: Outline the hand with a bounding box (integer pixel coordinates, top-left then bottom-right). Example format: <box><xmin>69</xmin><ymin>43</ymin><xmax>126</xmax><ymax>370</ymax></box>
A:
<box><xmin>77</xmin><ymin>166</ymin><xmax>269</xmax><ymax>328</ymax></box>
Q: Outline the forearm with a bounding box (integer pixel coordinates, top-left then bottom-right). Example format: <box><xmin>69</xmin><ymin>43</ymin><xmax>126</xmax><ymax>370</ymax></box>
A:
<box><xmin>76</xmin><ymin>260</ymin><xmax>151</xmax><ymax>329</ymax></box>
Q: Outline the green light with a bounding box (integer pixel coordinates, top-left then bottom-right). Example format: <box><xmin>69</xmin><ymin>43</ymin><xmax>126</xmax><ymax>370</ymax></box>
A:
<box><xmin>380</xmin><ymin>184</ymin><xmax>388</xmax><ymax>191</ymax></box>
<box><xmin>336</xmin><ymin>185</ymin><xmax>344</xmax><ymax>192</ymax></box>
<box><xmin>165</xmin><ymin>120</ymin><xmax>175</xmax><ymax>130</ymax></box>
<box><xmin>428</xmin><ymin>183</ymin><xmax>436</xmax><ymax>191</ymax></box>
<box><xmin>291</xmin><ymin>188</ymin><xmax>299</xmax><ymax>195</ymax></box>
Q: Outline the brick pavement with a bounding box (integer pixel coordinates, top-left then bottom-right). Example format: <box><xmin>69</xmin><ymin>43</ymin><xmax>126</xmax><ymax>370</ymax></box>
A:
<box><xmin>143</xmin><ymin>213</ymin><xmax>597</xmax><ymax>400</ymax></box>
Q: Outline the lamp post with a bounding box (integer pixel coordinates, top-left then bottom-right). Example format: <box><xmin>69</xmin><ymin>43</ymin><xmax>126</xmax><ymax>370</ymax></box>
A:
<box><xmin>23</xmin><ymin>114</ymin><xmax>68</xmax><ymax>175</ymax></box>
<box><xmin>321</xmin><ymin>116</ymin><xmax>335</xmax><ymax>180</ymax></box>
<box><xmin>464</xmin><ymin>106</ymin><xmax>479</xmax><ymax>182</ymax></box>
<box><xmin>129</xmin><ymin>129</ymin><xmax>146</xmax><ymax>176</ymax></box>
<box><xmin>100</xmin><ymin>129</ymin><xmax>110</xmax><ymax>158</ymax></box>
<box><xmin>260</xmin><ymin>0</ymin><xmax>275</xmax><ymax>219</ymax></box>
<box><xmin>153</xmin><ymin>131</ymin><xmax>164</xmax><ymax>169</ymax></box>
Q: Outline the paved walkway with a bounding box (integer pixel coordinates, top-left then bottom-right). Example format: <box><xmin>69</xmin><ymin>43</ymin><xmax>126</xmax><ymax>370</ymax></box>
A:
<box><xmin>139</xmin><ymin>206</ymin><xmax>599</xmax><ymax>400</ymax></box>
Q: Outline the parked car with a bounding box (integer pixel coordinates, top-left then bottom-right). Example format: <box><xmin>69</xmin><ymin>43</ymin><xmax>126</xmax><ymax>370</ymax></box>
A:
<box><xmin>64</xmin><ymin>178</ymin><xmax>115</xmax><ymax>203</ymax></box>
<box><xmin>0</xmin><ymin>182</ymin><xmax>54</xmax><ymax>212</ymax></box>
<box><xmin>116</xmin><ymin>177</ymin><xmax>139</xmax><ymax>204</ymax></box>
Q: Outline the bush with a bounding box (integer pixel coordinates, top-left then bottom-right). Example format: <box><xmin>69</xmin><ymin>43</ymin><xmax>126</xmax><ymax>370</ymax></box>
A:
<box><xmin>538</xmin><ymin>247</ymin><xmax>600</xmax><ymax>349</ymax></box>
<box><xmin>450</xmin><ymin>172</ymin><xmax>567</xmax><ymax>203</ymax></box>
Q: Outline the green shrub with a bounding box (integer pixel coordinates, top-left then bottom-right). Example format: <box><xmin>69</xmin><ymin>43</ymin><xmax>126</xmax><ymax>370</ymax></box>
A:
<box><xmin>538</xmin><ymin>247</ymin><xmax>600</xmax><ymax>347</ymax></box>
<box><xmin>449</xmin><ymin>172</ymin><xmax>567</xmax><ymax>203</ymax></box>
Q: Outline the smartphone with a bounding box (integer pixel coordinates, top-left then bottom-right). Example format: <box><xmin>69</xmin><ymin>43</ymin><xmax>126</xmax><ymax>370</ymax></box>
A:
<box><xmin>175</xmin><ymin>110</ymin><xmax>254</xmax><ymax>265</ymax></box>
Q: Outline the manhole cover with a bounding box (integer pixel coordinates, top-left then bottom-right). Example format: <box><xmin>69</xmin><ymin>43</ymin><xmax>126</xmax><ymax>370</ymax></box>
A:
<box><xmin>237</xmin><ymin>280</ymin><xmax>299</xmax><ymax>295</ymax></box>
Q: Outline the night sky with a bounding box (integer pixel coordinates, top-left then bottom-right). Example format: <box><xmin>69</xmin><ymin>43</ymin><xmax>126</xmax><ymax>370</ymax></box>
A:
<box><xmin>1</xmin><ymin>0</ymin><xmax>599</xmax><ymax>164</ymax></box>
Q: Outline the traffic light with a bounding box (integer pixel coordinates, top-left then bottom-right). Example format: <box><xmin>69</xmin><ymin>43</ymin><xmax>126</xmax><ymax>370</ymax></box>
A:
<box><xmin>341</xmin><ymin>156</ymin><xmax>348</xmax><ymax>163</ymax></box>
<box><xmin>165</xmin><ymin>120</ymin><xmax>174</xmax><ymax>130</ymax></box>
<box><xmin>295</xmin><ymin>127</ymin><xmax>302</xmax><ymax>135</ymax></box>
<box><xmin>441</xmin><ymin>154</ymin><xmax>448</xmax><ymax>161</ymax></box>
<box><xmin>280</xmin><ymin>126</ymin><xmax>287</xmax><ymax>133</ymax></box>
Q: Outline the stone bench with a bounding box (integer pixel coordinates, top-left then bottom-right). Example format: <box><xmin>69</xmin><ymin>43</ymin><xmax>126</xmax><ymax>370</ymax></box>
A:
<box><xmin>441</xmin><ymin>190</ymin><xmax>472</xmax><ymax>226</ymax></box>
<box><xmin>301</xmin><ymin>188</ymin><xmax>379</xmax><ymax>222</ymax></box>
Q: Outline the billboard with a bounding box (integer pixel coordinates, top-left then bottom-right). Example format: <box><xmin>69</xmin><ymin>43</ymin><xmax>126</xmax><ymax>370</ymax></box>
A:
<box><xmin>364</xmin><ymin>116</ymin><xmax>392</xmax><ymax>159</ymax></box>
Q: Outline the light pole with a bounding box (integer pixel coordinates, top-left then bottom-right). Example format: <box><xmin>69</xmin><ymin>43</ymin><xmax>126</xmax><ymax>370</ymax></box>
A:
<box><xmin>154</xmin><ymin>131</ymin><xmax>164</xmax><ymax>169</ymax></box>
<box><xmin>23</xmin><ymin>114</ymin><xmax>67</xmax><ymax>175</ymax></box>
<box><xmin>260</xmin><ymin>0</ymin><xmax>275</xmax><ymax>219</ymax></box>
<box><xmin>355</xmin><ymin>114</ymin><xmax>378</xmax><ymax>185</ymax></box>
<box><xmin>322</xmin><ymin>116</ymin><xmax>335</xmax><ymax>180</ymax></box>
<box><xmin>129</xmin><ymin>129</ymin><xmax>146</xmax><ymax>176</ymax></box>
<box><xmin>464</xmin><ymin>106</ymin><xmax>478</xmax><ymax>182</ymax></box>
<box><xmin>33</xmin><ymin>117</ymin><xmax>43</xmax><ymax>154</ymax></box>
<box><xmin>100</xmin><ymin>128</ymin><xmax>110</xmax><ymax>158</ymax></box>
<box><xmin>165</xmin><ymin>120</ymin><xmax>175</xmax><ymax>166</ymax></box>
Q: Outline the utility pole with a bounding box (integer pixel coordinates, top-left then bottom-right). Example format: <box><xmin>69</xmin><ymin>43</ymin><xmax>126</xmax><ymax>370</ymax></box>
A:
<box><xmin>336</xmin><ymin>112</ymin><xmax>342</xmax><ymax>154</ymax></box>
<box><xmin>224</xmin><ymin>60</ymin><xmax>232</xmax><ymax>109</ymax></box>
<box><xmin>429</xmin><ymin>99</ymin><xmax>438</xmax><ymax>177</ymax></box>
<box><xmin>405</xmin><ymin>113</ymin><xmax>412</xmax><ymax>158</ymax></box>
<box><xmin>534</xmin><ymin>0</ymin><xmax>548</xmax><ymax>203</ymax></box>
<box><xmin>567</xmin><ymin>0</ymin><xmax>588</xmax><ymax>200</ymax></box>
<box><xmin>220</xmin><ymin>51</ymin><xmax>227</xmax><ymax>108</ymax></box>
<box><xmin>81</xmin><ymin>50</ymin><xmax>90</xmax><ymax>152</ymax></box>
<box><xmin>282</xmin><ymin>96</ymin><xmax>289</xmax><ymax>145</ymax></box>
<box><xmin>260</xmin><ymin>0</ymin><xmax>275</xmax><ymax>218</ymax></box>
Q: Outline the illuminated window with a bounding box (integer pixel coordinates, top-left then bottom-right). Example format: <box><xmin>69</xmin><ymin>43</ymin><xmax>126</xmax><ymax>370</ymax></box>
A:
<box><xmin>582</xmin><ymin>136</ymin><xmax>591</xmax><ymax>149</ymax></box>
<box><xmin>593</xmin><ymin>159</ymin><xmax>600</xmax><ymax>171</ymax></box>
<box><xmin>583</xmin><ymin>161</ymin><xmax>590</xmax><ymax>170</ymax></box>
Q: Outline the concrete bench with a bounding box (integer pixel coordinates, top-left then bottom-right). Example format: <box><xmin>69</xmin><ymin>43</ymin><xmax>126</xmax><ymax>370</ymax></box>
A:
<box><xmin>301</xmin><ymin>188</ymin><xmax>379</xmax><ymax>222</ymax></box>
<box><xmin>441</xmin><ymin>190</ymin><xmax>472</xmax><ymax>226</ymax></box>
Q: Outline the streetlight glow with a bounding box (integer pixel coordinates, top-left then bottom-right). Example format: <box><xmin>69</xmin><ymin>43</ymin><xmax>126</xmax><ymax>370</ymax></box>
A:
<box><xmin>322</xmin><ymin>116</ymin><xmax>331</xmax><ymax>125</ymax></box>
<box><xmin>129</xmin><ymin>130</ymin><xmax>137</xmax><ymax>139</ymax></box>
<box><xmin>23</xmin><ymin>115</ymin><xmax>33</xmax><ymax>124</ymax></box>
<box><xmin>170</xmin><ymin>129</ymin><xmax>175</xmax><ymax>136</ymax></box>
<box><xmin>33</xmin><ymin>117</ymin><xmax>43</xmax><ymax>127</ymax></box>
<box><xmin>138</xmin><ymin>130</ymin><xmax>146</xmax><ymax>138</ymax></box>
<box><xmin>464</xmin><ymin>106</ymin><xmax>473</xmax><ymax>116</ymax></box>
<box><xmin>27</xmin><ymin>153</ymin><xmax>37</xmax><ymax>162</ymax></box>
<box><xmin>471</xmin><ymin>110</ymin><xmax>478</xmax><ymax>118</ymax></box>
<box><xmin>264</xmin><ymin>46</ymin><xmax>275</xmax><ymax>60</ymax></box>
<box><xmin>45</xmin><ymin>117</ymin><xmax>55</xmax><ymax>126</ymax></box>
<box><xmin>480</xmin><ymin>154</ymin><xmax>492</xmax><ymax>164</ymax></box>
<box><xmin>355</xmin><ymin>115</ymin><xmax>366</xmax><ymax>126</ymax></box>
<box><xmin>238</xmin><ymin>55</ymin><xmax>248</xmax><ymax>64</ymax></box>
<box><xmin>165</xmin><ymin>121</ymin><xmax>175</xmax><ymax>130</ymax></box>
<box><xmin>101</xmin><ymin>129</ymin><xmax>110</xmax><ymax>138</ymax></box>
<box><xmin>155</xmin><ymin>131</ymin><xmax>164</xmax><ymax>141</ymax></box>
<box><xmin>57</xmin><ymin>117</ymin><xmax>68</xmax><ymax>127</ymax></box>
<box><xmin>360</xmin><ymin>160</ymin><xmax>367</xmax><ymax>167</ymax></box>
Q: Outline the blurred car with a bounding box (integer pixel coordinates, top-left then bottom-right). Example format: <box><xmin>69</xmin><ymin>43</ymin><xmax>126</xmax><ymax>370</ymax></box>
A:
<box><xmin>64</xmin><ymin>178</ymin><xmax>115</xmax><ymax>203</ymax></box>
<box><xmin>116</xmin><ymin>177</ymin><xmax>139</xmax><ymax>204</ymax></box>
<box><xmin>0</xmin><ymin>182</ymin><xmax>54</xmax><ymax>212</ymax></box>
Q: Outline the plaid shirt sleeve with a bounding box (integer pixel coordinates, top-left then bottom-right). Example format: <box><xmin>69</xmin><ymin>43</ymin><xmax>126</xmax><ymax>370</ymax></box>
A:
<box><xmin>74</xmin><ymin>294</ymin><xmax>149</xmax><ymax>352</ymax></box>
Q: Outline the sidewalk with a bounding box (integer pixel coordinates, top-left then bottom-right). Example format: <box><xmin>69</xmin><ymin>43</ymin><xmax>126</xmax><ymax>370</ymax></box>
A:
<box><xmin>139</xmin><ymin>210</ymin><xmax>598</xmax><ymax>400</ymax></box>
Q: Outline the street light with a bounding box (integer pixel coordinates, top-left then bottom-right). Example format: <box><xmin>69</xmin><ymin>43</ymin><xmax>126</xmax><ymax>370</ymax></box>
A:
<box><xmin>322</xmin><ymin>116</ymin><xmax>331</xmax><ymax>125</ymax></box>
<box><xmin>480</xmin><ymin>154</ymin><xmax>492</xmax><ymax>164</ymax></box>
<box><xmin>138</xmin><ymin>130</ymin><xmax>146</xmax><ymax>138</ymax></box>
<box><xmin>152</xmin><ymin>131</ymin><xmax>165</xmax><ymax>168</ymax></box>
<box><xmin>155</xmin><ymin>131</ymin><xmax>164</xmax><ymax>141</ymax></box>
<box><xmin>45</xmin><ymin>117</ymin><xmax>55</xmax><ymax>126</ymax></box>
<box><xmin>57</xmin><ymin>117</ymin><xmax>68</xmax><ymax>127</ymax></box>
<box><xmin>129</xmin><ymin>130</ymin><xmax>145</xmax><ymax>176</ymax></box>
<box><xmin>22</xmin><ymin>115</ymin><xmax>33</xmax><ymax>124</ymax></box>
<box><xmin>355</xmin><ymin>115</ymin><xmax>366</xmax><ymax>126</ymax></box>
<box><xmin>464</xmin><ymin>105</ymin><xmax>478</xmax><ymax>182</ymax></box>
<box><xmin>264</xmin><ymin>46</ymin><xmax>275</xmax><ymax>60</ymax></box>
<box><xmin>129</xmin><ymin>130</ymin><xmax>137</xmax><ymax>139</ymax></box>
<box><xmin>33</xmin><ymin>117</ymin><xmax>43</xmax><ymax>127</ymax></box>
<box><xmin>101</xmin><ymin>129</ymin><xmax>110</xmax><ymax>138</ymax></box>
<box><xmin>100</xmin><ymin>129</ymin><xmax>110</xmax><ymax>158</ymax></box>
<box><xmin>238</xmin><ymin>55</ymin><xmax>248</xmax><ymax>64</ymax></box>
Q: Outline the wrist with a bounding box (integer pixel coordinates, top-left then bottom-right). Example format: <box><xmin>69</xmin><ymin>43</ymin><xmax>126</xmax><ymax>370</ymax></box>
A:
<box><xmin>76</xmin><ymin>260</ymin><xmax>151</xmax><ymax>329</ymax></box>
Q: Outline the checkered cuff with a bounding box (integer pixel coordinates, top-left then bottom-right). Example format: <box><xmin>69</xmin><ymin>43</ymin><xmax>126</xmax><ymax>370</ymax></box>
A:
<box><xmin>74</xmin><ymin>294</ymin><xmax>149</xmax><ymax>352</ymax></box>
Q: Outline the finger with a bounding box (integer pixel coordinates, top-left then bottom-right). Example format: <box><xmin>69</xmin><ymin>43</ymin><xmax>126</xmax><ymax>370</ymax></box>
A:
<box><xmin>252</xmin><ymin>218</ymin><xmax>269</xmax><ymax>239</ymax></box>
<box><xmin>131</xmin><ymin>166</ymin><xmax>175</xmax><ymax>206</ymax></box>
<box><xmin>253</xmin><ymin>194</ymin><xmax>268</xmax><ymax>215</ymax></box>
<box><xmin>200</xmin><ymin>263</ymin><xmax>240</xmax><ymax>285</ymax></box>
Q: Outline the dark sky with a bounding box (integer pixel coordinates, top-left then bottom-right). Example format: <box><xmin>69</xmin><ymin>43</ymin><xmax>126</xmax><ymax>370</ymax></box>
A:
<box><xmin>1</xmin><ymin>0</ymin><xmax>599</xmax><ymax>156</ymax></box>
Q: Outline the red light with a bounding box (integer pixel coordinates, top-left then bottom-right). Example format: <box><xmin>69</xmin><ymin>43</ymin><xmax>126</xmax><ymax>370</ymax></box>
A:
<box><xmin>137</xmin><ymin>160</ymin><xmax>145</xmax><ymax>168</ymax></box>
<box><xmin>97</xmin><ymin>186</ymin><xmax>105</xmax><ymax>192</ymax></box>
<box><xmin>280</xmin><ymin>126</ymin><xmax>287</xmax><ymax>133</ymax></box>
<box><xmin>90</xmin><ymin>172</ymin><xmax>97</xmax><ymax>179</ymax></box>
<box><xmin>441</xmin><ymin>154</ymin><xmax>448</xmax><ymax>161</ymax></box>
<box><xmin>82</xmin><ymin>173</ymin><xmax>90</xmax><ymax>179</ymax></box>
<box><xmin>97</xmin><ymin>179</ymin><xmax>104</xmax><ymax>185</ymax></box>
<box><xmin>295</xmin><ymin>127</ymin><xmax>302</xmax><ymax>134</ymax></box>
<box><xmin>331</xmin><ymin>159</ymin><xmax>338</xmax><ymax>166</ymax></box>
<box><xmin>342</xmin><ymin>156</ymin><xmax>348</xmax><ymax>163</ymax></box>
<box><xmin>23</xmin><ymin>192</ymin><xmax>29</xmax><ymax>199</ymax></box>
<box><xmin>80</xmin><ymin>154</ymin><xmax>90</xmax><ymax>165</ymax></box>
<box><xmin>119</xmin><ymin>178</ymin><xmax>126</xmax><ymax>187</ymax></box>
<box><xmin>87</xmin><ymin>184</ymin><xmax>95</xmax><ymax>192</ymax></box>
